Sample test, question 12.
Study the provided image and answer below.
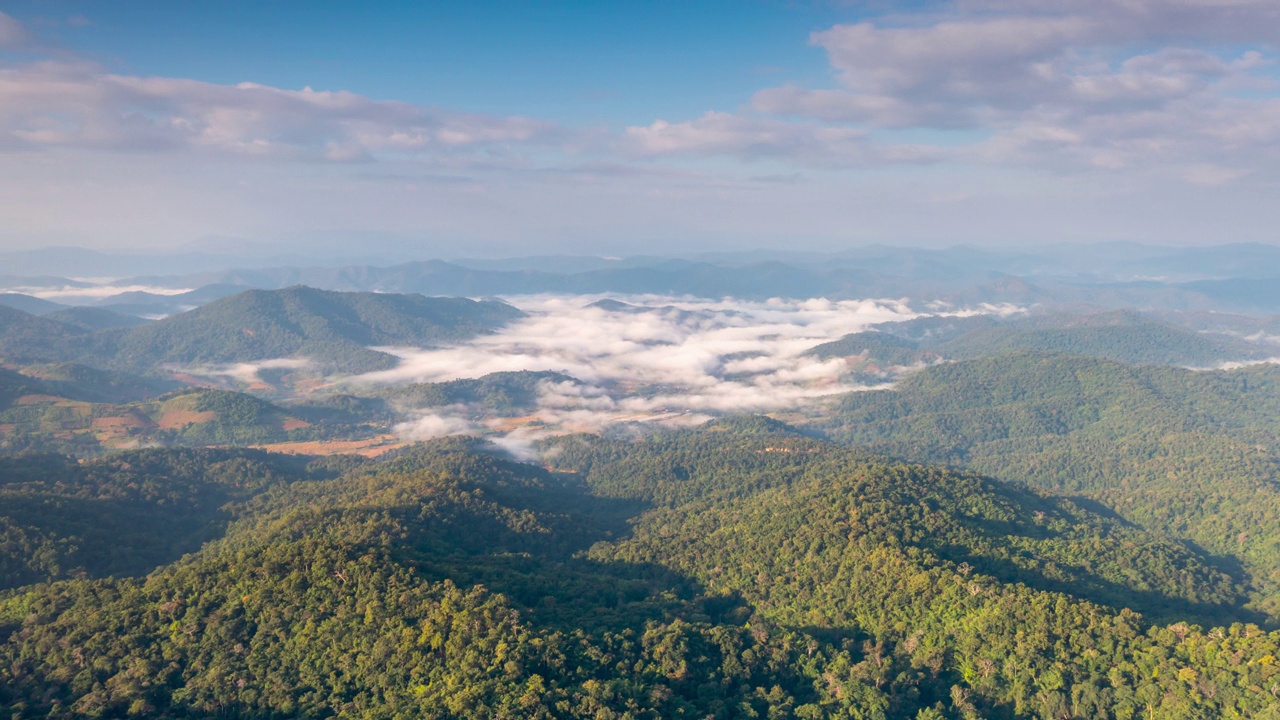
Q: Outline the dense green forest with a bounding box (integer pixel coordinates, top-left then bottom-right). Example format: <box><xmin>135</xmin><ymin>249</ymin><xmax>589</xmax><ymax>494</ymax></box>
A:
<box><xmin>5</xmin><ymin>425</ymin><xmax>1280</xmax><ymax>718</ymax></box>
<box><xmin>9</xmin><ymin>287</ymin><xmax>1280</xmax><ymax>717</ymax></box>
<box><xmin>819</xmin><ymin>352</ymin><xmax>1280</xmax><ymax>620</ymax></box>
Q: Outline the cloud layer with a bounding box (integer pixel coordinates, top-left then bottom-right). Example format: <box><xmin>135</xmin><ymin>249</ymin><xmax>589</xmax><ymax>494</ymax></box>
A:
<box><xmin>352</xmin><ymin>294</ymin><xmax>1017</xmax><ymax>451</ymax></box>
<box><xmin>746</xmin><ymin>1</ymin><xmax>1280</xmax><ymax>175</ymax></box>
<box><xmin>0</xmin><ymin>61</ymin><xmax>558</xmax><ymax>161</ymax></box>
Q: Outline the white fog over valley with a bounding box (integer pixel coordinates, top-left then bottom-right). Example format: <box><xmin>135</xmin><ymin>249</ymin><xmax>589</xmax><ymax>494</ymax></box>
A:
<box><xmin>341</xmin><ymin>295</ymin><xmax>1024</xmax><ymax>452</ymax></box>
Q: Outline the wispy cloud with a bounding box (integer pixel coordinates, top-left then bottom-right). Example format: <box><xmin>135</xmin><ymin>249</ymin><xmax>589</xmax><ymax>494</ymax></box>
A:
<box><xmin>2</xmin><ymin>283</ymin><xmax>195</xmax><ymax>301</ymax></box>
<box><xmin>170</xmin><ymin>357</ymin><xmax>313</xmax><ymax>385</ymax></box>
<box><xmin>0</xmin><ymin>12</ymin><xmax>29</xmax><ymax>49</ymax></box>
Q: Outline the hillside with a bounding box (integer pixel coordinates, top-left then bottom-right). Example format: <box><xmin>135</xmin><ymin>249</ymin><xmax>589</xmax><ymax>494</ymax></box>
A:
<box><xmin>0</xmin><ymin>449</ymin><xmax>315</xmax><ymax>589</ymax></box>
<box><xmin>43</xmin><ymin>306</ymin><xmax>151</xmax><ymax>331</ymax></box>
<box><xmin>3</xmin><ymin>428</ymin><xmax>1280</xmax><ymax>718</ymax></box>
<box><xmin>13</xmin><ymin>363</ymin><xmax>178</xmax><ymax>404</ymax></box>
<box><xmin>377</xmin><ymin>370</ymin><xmax>580</xmax><ymax>411</ymax></box>
<box><xmin>939</xmin><ymin>311</ymin><xmax>1264</xmax><ymax>366</ymax></box>
<box><xmin>0</xmin><ymin>306</ymin><xmax>90</xmax><ymax>363</ymax></box>
<box><xmin>818</xmin><ymin>352</ymin><xmax>1280</xmax><ymax>618</ymax></box>
<box><xmin>96</xmin><ymin>286</ymin><xmax>523</xmax><ymax>374</ymax></box>
<box><xmin>0</xmin><ymin>387</ymin><xmax>372</xmax><ymax>457</ymax></box>
<box><xmin>0</xmin><ymin>293</ymin><xmax>65</xmax><ymax>315</ymax></box>
<box><xmin>811</xmin><ymin>310</ymin><xmax>1266</xmax><ymax>370</ymax></box>
<box><xmin>3</xmin><ymin>288</ymin><xmax>524</xmax><ymax>376</ymax></box>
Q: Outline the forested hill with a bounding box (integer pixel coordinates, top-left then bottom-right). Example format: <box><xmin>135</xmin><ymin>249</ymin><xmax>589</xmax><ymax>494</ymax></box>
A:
<box><xmin>377</xmin><ymin>370</ymin><xmax>580</xmax><ymax>411</ymax></box>
<box><xmin>0</xmin><ymin>385</ymin><xmax>376</xmax><ymax>457</ymax></box>
<box><xmin>0</xmin><ymin>287</ymin><xmax>524</xmax><ymax>375</ymax></box>
<box><xmin>99</xmin><ymin>286</ymin><xmax>524</xmax><ymax>373</ymax></box>
<box><xmin>5</xmin><ymin>426</ymin><xmax>1280</xmax><ymax>718</ymax></box>
<box><xmin>808</xmin><ymin>310</ymin><xmax>1266</xmax><ymax>368</ymax></box>
<box><xmin>819</xmin><ymin>352</ymin><xmax>1280</xmax><ymax>619</ymax></box>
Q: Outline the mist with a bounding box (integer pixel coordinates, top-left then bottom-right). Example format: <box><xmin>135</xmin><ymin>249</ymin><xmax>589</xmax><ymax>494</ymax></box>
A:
<box><xmin>353</xmin><ymin>294</ymin><xmax>1020</xmax><ymax>453</ymax></box>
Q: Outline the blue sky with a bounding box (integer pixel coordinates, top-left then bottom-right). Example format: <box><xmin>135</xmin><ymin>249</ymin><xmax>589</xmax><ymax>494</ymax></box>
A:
<box><xmin>1</xmin><ymin>1</ymin><xmax>1278</xmax><ymax>257</ymax></box>
<box><xmin>10</xmin><ymin>1</ymin><xmax>848</xmax><ymax>122</ymax></box>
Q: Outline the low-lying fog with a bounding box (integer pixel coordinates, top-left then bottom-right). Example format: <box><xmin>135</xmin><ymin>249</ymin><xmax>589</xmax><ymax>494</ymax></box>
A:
<box><xmin>349</xmin><ymin>295</ymin><xmax>1020</xmax><ymax>456</ymax></box>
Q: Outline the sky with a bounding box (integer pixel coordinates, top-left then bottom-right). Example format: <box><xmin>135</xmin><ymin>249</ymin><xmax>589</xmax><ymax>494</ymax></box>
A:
<box><xmin>1</xmin><ymin>0</ymin><xmax>1278</xmax><ymax>257</ymax></box>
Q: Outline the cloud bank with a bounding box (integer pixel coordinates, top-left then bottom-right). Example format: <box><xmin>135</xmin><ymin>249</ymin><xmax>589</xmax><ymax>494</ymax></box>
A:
<box><xmin>354</xmin><ymin>294</ymin><xmax>1019</xmax><ymax>452</ymax></box>
<box><xmin>0</xmin><ymin>61</ymin><xmax>558</xmax><ymax>162</ymax></box>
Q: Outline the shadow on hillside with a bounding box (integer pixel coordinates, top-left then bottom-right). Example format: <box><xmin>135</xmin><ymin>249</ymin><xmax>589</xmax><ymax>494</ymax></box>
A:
<box><xmin>377</xmin><ymin>469</ymin><xmax>739</xmax><ymax>633</ymax></box>
<box><xmin>0</xmin><ymin>494</ymin><xmax>232</xmax><ymax>590</ymax></box>
<box><xmin>931</xmin><ymin>544</ymin><xmax>1271</xmax><ymax>629</ymax></box>
<box><xmin>1064</xmin><ymin>495</ymin><xmax>1134</xmax><ymax>525</ymax></box>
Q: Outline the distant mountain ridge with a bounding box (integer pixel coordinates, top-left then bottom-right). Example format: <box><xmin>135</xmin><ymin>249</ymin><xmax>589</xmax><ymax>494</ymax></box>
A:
<box><xmin>809</xmin><ymin>309</ymin><xmax>1267</xmax><ymax>368</ymax></box>
<box><xmin>0</xmin><ymin>286</ymin><xmax>523</xmax><ymax>375</ymax></box>
<box><xmin>10</xmin><ymin>243</ymin><xmax>1280</xmax><ymax>315</ymax></box>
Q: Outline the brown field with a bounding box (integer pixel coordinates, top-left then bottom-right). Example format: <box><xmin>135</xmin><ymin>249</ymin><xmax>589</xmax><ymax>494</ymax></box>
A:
<box><xmin>250</xmin><ymin>434</ymin><xmax>407</xmax><ymax>457</ymax></box>
<box><xmin>16</xmin><ymin>394</ymin><xmax>71</xmax><ymax>405</ymax></box>
<box><xmin>483</xmin><ymin>414</ymin><xmax>543</xmax><ymax>432</ymax></box>
<box><xmin>0</xmin><ymin>424</ymin><xmax>15</xmax><ymax>435</ymax></box>
<box><xmin>156</xmin><ymin>410</ymin><xmax>217</xmax><ymax>430</ymax></box>
<box><xmin>280</xmin><ymin>418</ymin><xmax>312</xmax><ymax>431</ymax></box>
<box><xmin>91</xmin><ymin>412</ymin><xmax>158</xmax><ymax>444</ymax></box>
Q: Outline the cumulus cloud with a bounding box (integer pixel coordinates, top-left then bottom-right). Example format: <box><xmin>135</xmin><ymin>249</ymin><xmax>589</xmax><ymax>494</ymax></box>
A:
<box><xmin>746</xmin><ymin>1</ymin><xmax>1280</xmax><ymax>177</ymax></box>
<box><xmin>349</xmin><ymin>294</ymin><xmax>1016</xmax><ymax>456</ymax></box>
<box><xmin>0</xmin><ymin>61</ymin><xmax>559</xmax><ymax>160</ymax></box>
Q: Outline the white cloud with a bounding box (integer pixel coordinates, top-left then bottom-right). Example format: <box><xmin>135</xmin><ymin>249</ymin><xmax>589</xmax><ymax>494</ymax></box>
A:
<box><xmin>394</xmin><ymin>411</ymin><xmax>477</xmax><ymax>441</ymax></box>
<box><xmin>1193</xmin><ymin>357</ymin><xmax>1280</xmax><ymax>371</ymax></box>
<box><xmin>348</xmin><ymin>294</ymin><xmax>1016</xmax><ymax>454</ymax></box>
<box><xmin>745</xmin><ymin>2</ymin><xmax>1280</xmax><ymax>178</ymax></box>
<box><xmin>0</xmin><ymin>61</ymin><xmax>559</xmax><ymax>160</ymax></box>
<box><xmin>0</xmin><ymin>283</ymin><xmax>197</xmax><ymax>301</ymax></box>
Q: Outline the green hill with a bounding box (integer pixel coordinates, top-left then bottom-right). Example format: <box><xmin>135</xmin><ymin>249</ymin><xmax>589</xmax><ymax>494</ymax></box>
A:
<box><xmin>43</xmin><ymin>306</ymin><xmax>151</xmax><ymax>331</ymax></box>
<box><xmin>4</xmin><ymin>427</ymin><xmax>1280</xmax><ymax>718</ymax></box>
<box><xmin>805</xmin><ymin>331</ymin><xmax>936</xmax><ymax>369</ymax></box>
<box><xmin>938</xmin><ymin>310</ymin><xmax>1263</xmax><ymax>366</ymax></box>
<box><xmin>813</xmin><ymin>311</ymin><xmax>1265</xmax><ymax>369</ymax></box>
<box><xmin>100</xmin><ymin>286</ymin><xmax>524</xmax><ymax>374</ymax></box>
<box><xmin>15</xmin><ymin>363</ymin><xmax>178</xmax><ymax>404</ymax></box>
<box><xmin>0</xmin><ymin>306</ymin><xmax>89</xmax><ymax>363</ymax></box>
<box><xmin>0</xmin><ymin>367</ymin><xmax>45</xmax><ymax>408</ymax></box>
<box><xmin>0</xmin><ymin>449</ymin><xmax>314</xmax><ymax>589</ymax></box>
<box><xmin>3</xmin><ymin>288</ymin><xmax>524</xmax><ymax>376</ymax></box>
<box><xmin>378</xmin><ymin>370</ymin><xmax>580</xmax><ymax>411</ymax></box>
<box><xmin>819</xmin><ymin>352</ymin><xmax>1280</xmax><ymax>618</ymax></box>
<box><xmin>0</xmin><ymin>387</ymin><xmax>372</xmax><ymax>457</ymax></box>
